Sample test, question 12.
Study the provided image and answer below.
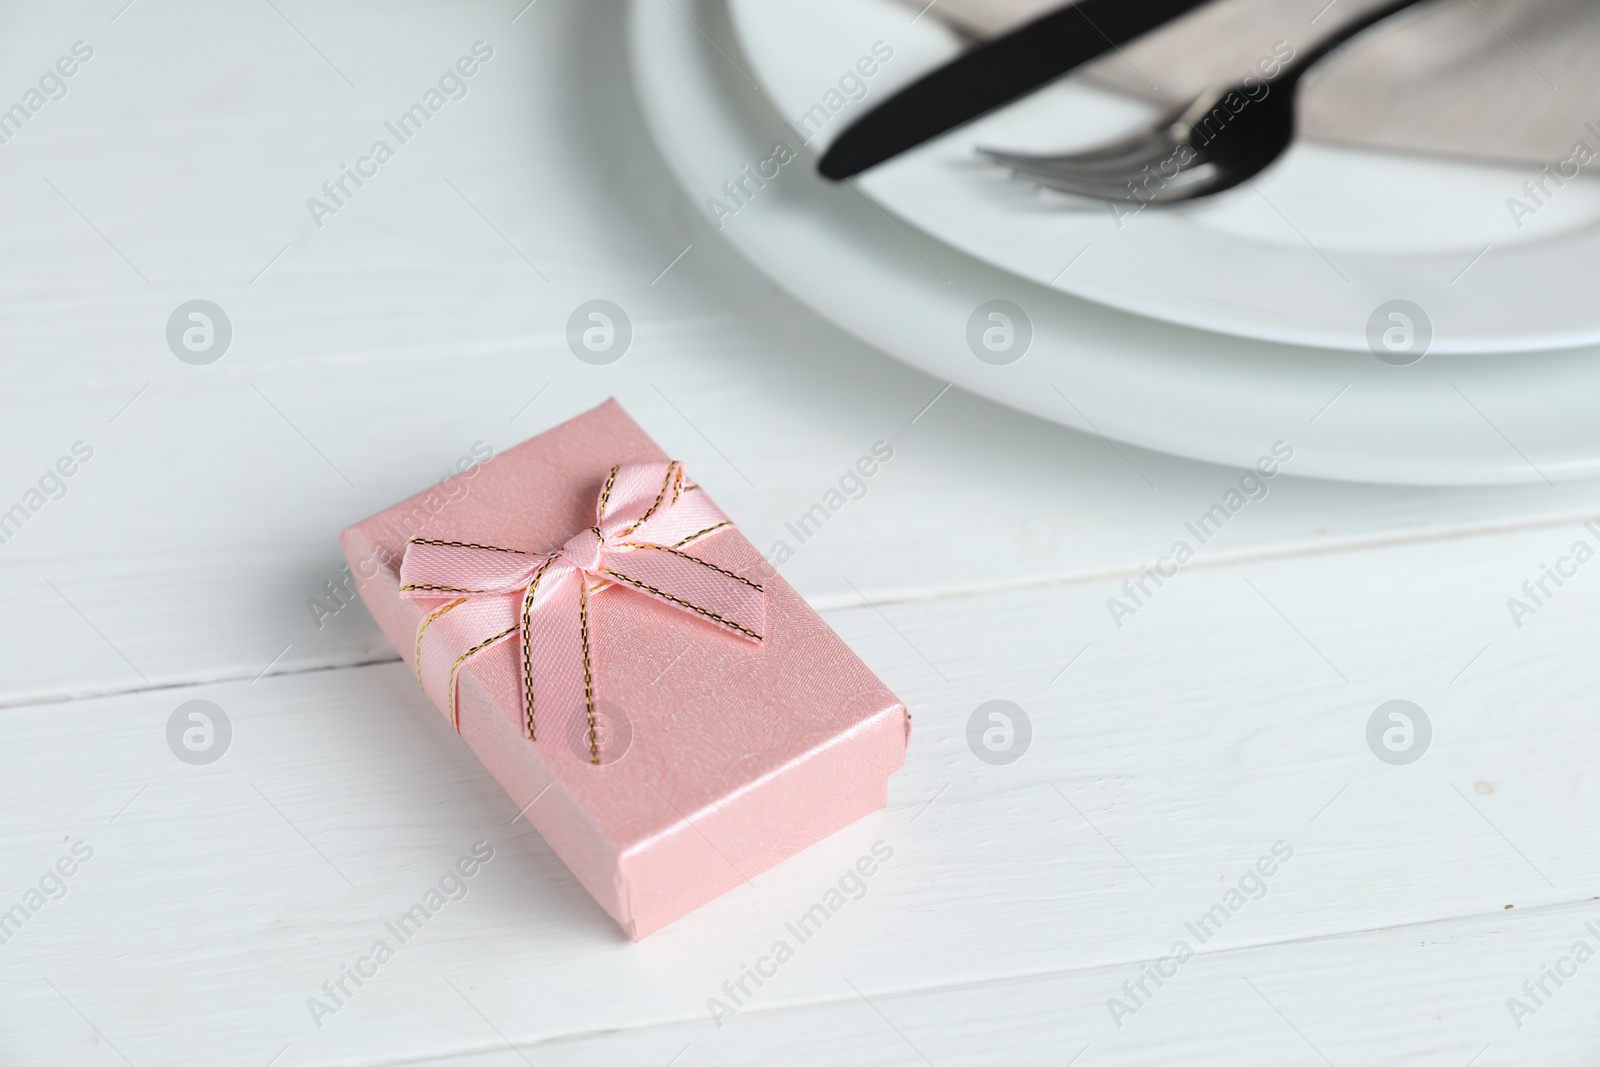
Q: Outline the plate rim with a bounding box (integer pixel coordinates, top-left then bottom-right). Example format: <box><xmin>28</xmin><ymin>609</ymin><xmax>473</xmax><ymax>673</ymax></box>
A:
<box><xmin>726</xmin><ymin>0</ymin><xmax>1600</xmax><ymax>356</ymax></box>
<box><xmin>630</xmin><ymin>0</ymin><xmax>1600</xmax><ymax>486</ymax></box>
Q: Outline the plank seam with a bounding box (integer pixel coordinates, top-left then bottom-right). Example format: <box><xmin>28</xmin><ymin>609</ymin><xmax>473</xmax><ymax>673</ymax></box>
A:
<box><xmin>247</xmin><ymin>894</ymin><xmax>1600</xmax><ymax>1067</ymax></box>
<box><xmin>8</xmin><ymin>504</ymin><xmax>1600</xmax><ymax>709</ymax></box>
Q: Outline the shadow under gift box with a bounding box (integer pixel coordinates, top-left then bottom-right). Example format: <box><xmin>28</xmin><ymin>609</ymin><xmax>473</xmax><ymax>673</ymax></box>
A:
<box><xmin>339</xmin><ymin>399</ymin><xmax>910</xmax><ymax>940</ymax></box>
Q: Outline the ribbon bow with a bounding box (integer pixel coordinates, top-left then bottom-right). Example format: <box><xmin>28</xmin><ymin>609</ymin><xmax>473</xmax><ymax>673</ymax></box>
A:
<box><xmin>398</xmin><ymin>461</ymin><xmax>765</xmax><ymax>763</ymax></box>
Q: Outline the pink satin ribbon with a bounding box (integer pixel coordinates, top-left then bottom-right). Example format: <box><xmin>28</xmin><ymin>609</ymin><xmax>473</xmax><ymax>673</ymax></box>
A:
<box><xmin>398</xmin><ymin>461</ymin><xmax>765</xmax><ymax>763</ymax></box>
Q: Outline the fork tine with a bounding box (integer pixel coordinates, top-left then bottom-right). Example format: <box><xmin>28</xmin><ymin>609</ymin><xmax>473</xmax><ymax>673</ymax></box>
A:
<box><xmin>986</xmin><ymin>150</ymin><xmax>1170</xmax><ymax>183</ymax></box>
<box><xmin>979</xmin><ymin>124</ymin><xmax>1191</xmax><ymax>181</ymax></box>
<box><xmin>1026</xmin><ymin>173</ymin><xmax>1152</xmax><ymax>201</ymax></box>
<box><xmin>992</xmin><ymin>142</ymin><xmax>1182</xmax><ymax>183</ymax></box>
<box><xmin>974</xmin><ymin>88</ymin><xmax>1232</xmax><ymax>204</ymax></box>
<box><xmin>977</xmin><ymin>129</ymin><xmax>1176</xmax><ymax>174</ymax></box>
<box><xmin>1019</xmin><ymin>160</ymin><xmax>1219</xmax><ymax>203</ymax></box>
<box><xmin>977</xmin><ymin>134</ymin><xmax>1165</xmax><ymax>170</ymax></box>
<box><xmin>1011</xmin><ymin>156</ymin><xmax>1222</xmax><ymax>202</ymax></box>
<box><xmin>1003</xmin><ymin>162</ymin><xmax>1149</xmax><ymax>199</ymax></box>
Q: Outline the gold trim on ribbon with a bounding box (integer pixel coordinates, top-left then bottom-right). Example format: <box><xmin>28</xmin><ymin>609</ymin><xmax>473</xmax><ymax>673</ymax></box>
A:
<box><xmin>617</xmin><ymin>464</ymin><xmax>679</xmax><ymax>538</ymax></box>
<box><xmin>600</xmin><ymin>567</ymin><xmax>763</xmax><ymax>641</ymax></box>
<box><xmin>409</xmin><ymin>537</ymin><xmax>532</xmax><ymax>555</ymax></box>
<box><xmin>578</xmin><ymin>580</ymin><xmax>599</xmax><ymax>765</ymax></box>
<box><xmin>519</xmin><ymin>556</ymin><xmax>560</xmax><ymax>743</ymax></box>
<box><xmin>447</xmin><ymin>626</ymin><xmax>518</xmax><ymax>731</ymax></box>
<box><xmin>596</xmin><ymin>466</ymin><xmax>619</xmax><ymax>519</ymax></box>
<box><xmin>671</xmin><ymin>520</ymin><xmax>730</xmax><ymax>548</ymax></box>
<box><xmin>616</xmin><ymin>541</ymin><xmax>763</xmax><ymax>591</ymax></box>
<box><xmin>416</xmin><ymin>598</ymin><xmax>467</xmax><ymax>684</ymax></box>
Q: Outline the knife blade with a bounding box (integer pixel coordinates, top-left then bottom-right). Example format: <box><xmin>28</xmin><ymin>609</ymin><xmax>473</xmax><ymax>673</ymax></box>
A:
<box><xmin>818</xmin><ymin>0</ymin><xmax>1214</xmax><ymax>180</ymax></box>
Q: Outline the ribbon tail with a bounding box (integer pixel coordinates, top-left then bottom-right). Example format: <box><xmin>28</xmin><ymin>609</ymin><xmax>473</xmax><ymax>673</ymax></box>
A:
<box><xmin>521</xmin><ymin>560</ymin><xmax>601</xmax><ymax>763</ymax></box>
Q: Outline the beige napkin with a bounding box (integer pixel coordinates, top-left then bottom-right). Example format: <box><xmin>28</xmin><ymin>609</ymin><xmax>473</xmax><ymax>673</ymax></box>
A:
<box><xmin>899</xmin><ymin>0</ymin><xmax>1600</xmax><ymax>167</ymax></box>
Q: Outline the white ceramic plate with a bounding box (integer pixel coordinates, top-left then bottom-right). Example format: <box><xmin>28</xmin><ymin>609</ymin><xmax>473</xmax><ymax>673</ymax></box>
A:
<box><xmin>630</xmin><ymin>0</ymin><xmax>1600</xmax><ymax>484</ymax></box>
<box><xmin>728</xmin><ymin>0</ymin><xmax>1600</xmax><ymax>356</ymax></box>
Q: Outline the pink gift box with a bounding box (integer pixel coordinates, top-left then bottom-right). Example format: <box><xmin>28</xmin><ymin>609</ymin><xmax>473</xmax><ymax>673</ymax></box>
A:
<box><xmin>340</xmin><ymin>399</ymin><xmax>909</xmax><ymax>939</ymax></box>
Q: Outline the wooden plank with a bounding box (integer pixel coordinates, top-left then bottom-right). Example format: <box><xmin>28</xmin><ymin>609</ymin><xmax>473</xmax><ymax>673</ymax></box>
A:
<box><xmin>224</xmin><ymin>902</ymin><xmax>1597</xmax><ymax>1066</ymax></box>
<box><xmin>4</xmin><ymin>529</ymin><xmax>1598</xmax><ymax>1063</ymax></box>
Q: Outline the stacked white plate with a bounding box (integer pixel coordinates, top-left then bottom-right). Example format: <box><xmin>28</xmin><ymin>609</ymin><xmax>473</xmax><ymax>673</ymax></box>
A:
<box><xmin>629</xmin><ymin>0</ymin><xmax>1600</xmax><ymax>484</ymax></box>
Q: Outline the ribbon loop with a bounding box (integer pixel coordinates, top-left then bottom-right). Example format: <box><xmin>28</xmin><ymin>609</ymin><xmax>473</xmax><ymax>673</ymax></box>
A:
<box><xmin>398</xmin><ymin>461</ymin><xmax>764</xmax><ymax>763</ymax></box>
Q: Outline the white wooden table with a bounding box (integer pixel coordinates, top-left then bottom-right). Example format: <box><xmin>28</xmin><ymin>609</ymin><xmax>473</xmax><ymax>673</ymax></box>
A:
<box><xmin>5</xmin><ymin>2</ymin><xmax>1600</xmax><ymax>1063</ymax></box>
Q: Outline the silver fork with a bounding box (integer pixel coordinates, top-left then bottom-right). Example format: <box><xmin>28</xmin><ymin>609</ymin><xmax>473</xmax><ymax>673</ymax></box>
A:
<box><xmin>979</xmin><ymin>0</ymin><xmax>1432</xmax><ymax>204</ymax></box>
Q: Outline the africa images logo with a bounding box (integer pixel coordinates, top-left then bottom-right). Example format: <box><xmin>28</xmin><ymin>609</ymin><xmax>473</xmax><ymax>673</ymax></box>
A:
<box><xmin>306</xmin><ymin>842</ymin><xmax>495</xmax><ymax>1029</ymax></box>
<box><xmin>1105</xmin><ymin>841</ymin><xmax>1294</xmax><ymax>1028</ymax></box>
<box><xmin>705</xmin><ymin>841</ymin><xmax>895</xmax><ymax>1028</ymax></box>
<box><xmin>305</xmin><ymin>42</ymin><xmax>495</xmax><ymax>229</ymax></box>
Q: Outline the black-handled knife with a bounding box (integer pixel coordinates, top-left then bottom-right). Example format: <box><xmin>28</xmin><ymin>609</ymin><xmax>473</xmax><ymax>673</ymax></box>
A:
<box><xmin>818</xmin><ymin>0</ymin><xmax>1215</xmax><ymax>180</ymax></box>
